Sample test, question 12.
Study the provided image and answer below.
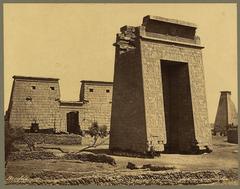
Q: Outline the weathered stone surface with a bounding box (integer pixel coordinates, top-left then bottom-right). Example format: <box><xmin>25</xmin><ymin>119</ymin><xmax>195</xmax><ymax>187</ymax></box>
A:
<box><xmin>59</xmin><ymin>81</ymin><xmax>113</xmax><ymax>133</ymax></box>
<box><xmin>110</xmin><ymin>15</ymin><xmax>212</xmax><ymax>154</ymax></box>
<box><xmin>110</xmin><ymin>27</ymin><xmax>147</xmax><ymax>152</ymax></box>
<box><xmin>7</xmin><ymin>76</ymin><xmax>61</xmax><ymax>131</ymax></box>
<box><xmin>6</xmin><ymin>77</ymin><xmax>113</xmax><ymax>133</ymax></box>
<box><xmin>78</xmin><ymin>80</ymin><xmax>113</xmax><ymax>131</ymax></box>
<box><xmin>59</xmin><ymin>101</ymin><xmax>83</xmax><ymax>133</ymax></box>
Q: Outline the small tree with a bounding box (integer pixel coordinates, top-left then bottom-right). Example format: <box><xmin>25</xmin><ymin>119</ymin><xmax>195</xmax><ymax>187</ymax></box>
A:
<box><xmin>79</xmin><ymin>122</ymin><xmax>108</xmax><ymax>152</ymax></box>
<box><xmin>89</xmin><ymin>122</ymin><xmax>108</xmax><ymax>146</ymax></box>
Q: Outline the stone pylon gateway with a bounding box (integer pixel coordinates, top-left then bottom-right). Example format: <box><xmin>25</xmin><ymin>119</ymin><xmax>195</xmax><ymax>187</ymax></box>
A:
<box><xmin>109</xmin><ymin>15</ymin><xmax>212</xmax><ymax>154</ymax></box>
<box><xmin>214</xmin><ymin>91</ymin><xmax>238</xmax><ymax>134</ymax></box>
<box><xmin>5</xmin><ymin>76</ymin><xmax>113</xmax><ymax>133</ymax></box>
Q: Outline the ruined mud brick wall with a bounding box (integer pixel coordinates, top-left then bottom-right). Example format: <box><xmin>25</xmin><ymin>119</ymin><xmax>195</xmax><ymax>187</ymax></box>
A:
<box><xmin>214</xmin><ymin>91</ymin><xmax>238</xmax><ymax>133</ymax></box>
<box><xmin>110</xmin><ymin>15</ymin><xmax>212</xmax><ymax>153</ymax></box>
<box><xmin>79</xmin><ymin>81</ymin><xmax>113</xmax><ymax>131</ymax></box>
<box><xmin>7</xmin><ymin>76</ymin><xmax>61</xmax><ymax>130</ymax></box>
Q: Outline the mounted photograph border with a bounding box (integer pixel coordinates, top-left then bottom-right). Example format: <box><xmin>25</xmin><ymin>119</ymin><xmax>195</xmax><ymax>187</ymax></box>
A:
<box><xmin>0</xmin><ymin>0</ymin><xmax>239</xmax><ymax>188</ymax></box>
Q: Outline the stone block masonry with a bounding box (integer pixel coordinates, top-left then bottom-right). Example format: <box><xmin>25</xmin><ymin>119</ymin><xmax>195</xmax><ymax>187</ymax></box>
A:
<box><xmin>58</xmin><ymin>81</ymin><xmax>113</xmax><ymax>133</ymax></box>
<box><xmin>110</xmin><ymin>15</ymin><xmax>212</xmax><ymax>154</ymax></box>
<box><xmin>79</xmin><ymin>81</ymin><xmax>113</xmax><ymax>131</ymax></box>
<box><xmin>6</xmin><ymin>76</ymin><xmax>113</xmax><ymax>133</ymax></box>
<box><xmin>59</xmin><ymin>101</ymin><xmax>84</xmax><ymax>133</ymax></box>
<box><xmin>7</xmin><ymin>76</ymin><xmax>61</xmax><ymax>131</ymax></box>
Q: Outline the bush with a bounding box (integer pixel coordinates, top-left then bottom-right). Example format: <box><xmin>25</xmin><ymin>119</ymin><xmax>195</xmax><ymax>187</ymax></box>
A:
<box><xmin>5</xmin><ymin>126</ymin><xmax>25</xmax><ymax>166</ymax></box>
<box><xmin>88</xmin><ymin>122</ymin><xmax>108</xmax><ymax>146</ymax></box>
<box><xmin>89</xmin><ymin>122</ymin><xmax>108</xmax><ymax>137</ymax></box>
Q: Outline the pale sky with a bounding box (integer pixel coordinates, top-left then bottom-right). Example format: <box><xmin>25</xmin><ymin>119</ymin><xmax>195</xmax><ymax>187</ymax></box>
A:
<box><xmin>3</xmin><ymin>3</ymin><xmax>237</xmax><ymax>123</ymax></box>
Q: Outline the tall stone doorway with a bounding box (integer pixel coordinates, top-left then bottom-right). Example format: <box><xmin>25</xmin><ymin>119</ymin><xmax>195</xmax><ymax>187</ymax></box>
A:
<box><xmin>160</xmin><ymin>60</ymin><xmax>195</xmax><ymax>153</ymax></box>
<box><xmin>67</xmin><ymin>111</ymin><xmax>80</xmax><ymax>134</ymax></box>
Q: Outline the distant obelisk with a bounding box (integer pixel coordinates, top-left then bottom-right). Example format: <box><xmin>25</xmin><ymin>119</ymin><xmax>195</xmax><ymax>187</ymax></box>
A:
<box><xmin>214</xmin><ymin>91</ymin><xmax>238</xmax><ymax>135</ymax></box>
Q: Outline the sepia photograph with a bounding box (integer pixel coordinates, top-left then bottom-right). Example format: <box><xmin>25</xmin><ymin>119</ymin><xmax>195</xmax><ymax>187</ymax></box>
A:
<box><xmin>3</xmin><ymin>2</ymin><xmax>238</xmax><ymax>186</ymax></box>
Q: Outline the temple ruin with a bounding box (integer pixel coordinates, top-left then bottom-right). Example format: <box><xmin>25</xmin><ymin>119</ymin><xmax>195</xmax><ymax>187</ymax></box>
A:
<box><xmin>109</xmin><ymin>15</ymin><xmax>212</xmax><ymax>154</ymax></box>
<box><xmin>6</xmin><ymin>76</ymin><xmax>113</xmax><ymax>133</ymax></box>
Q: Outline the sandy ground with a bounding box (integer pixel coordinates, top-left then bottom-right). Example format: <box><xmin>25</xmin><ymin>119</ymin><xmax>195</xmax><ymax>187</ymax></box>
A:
<box><xmin>41</xmin><ymin>135</ymin><xmax>239</xmax><ymax>170</ymax></box>
<box><xmin>5</xmin><ymin>135</ymin><xmax>239</xmax><ymax>185</ymax></box>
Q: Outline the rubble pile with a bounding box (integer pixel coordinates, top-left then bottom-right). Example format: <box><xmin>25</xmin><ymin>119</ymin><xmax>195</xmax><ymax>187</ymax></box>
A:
<box><xmin>9</xmin><ymin>151</ymin><xmax>57</xmax><ymax>161</ymax></box>
<box><xmin>63</xmin><ymin>152</ymin><xmax>116</xmax><ymax>166</ymax></box>
<box><xmin>126</xmin><ymin>162</ymin><xmax>175</xmax><ymax>171</ymax></box>
<box><xmin>16</xmin><ymin>133</ymin><xmax>82</xmax><ymax>145</ymax></box>
<box><xmin>6</xmin><ymin>169</ymin><xmax>237</xmax><ymax>185</ymax></box>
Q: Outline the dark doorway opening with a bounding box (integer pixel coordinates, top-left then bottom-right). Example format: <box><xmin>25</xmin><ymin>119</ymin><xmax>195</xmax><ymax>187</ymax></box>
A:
<box><xmin>161</xmin><ymin>60</ymin><xmax>195</xmax><ymax>153</ymax></box>
<box><xmin>67</xmin><ymin>111</ymin><xmax>80</xmax><ymax>134</ymax></box>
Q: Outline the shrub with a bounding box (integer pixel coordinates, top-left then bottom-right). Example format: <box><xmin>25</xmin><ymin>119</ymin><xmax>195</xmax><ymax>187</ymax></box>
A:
<box><xmin>88</xmin><ymin>122</ymin><xmax>108</xmax><ymax>146</ymax></box>
<box><xmin>5</xmin><ymin>126</ymin><xmax>25</xmax><ymax>167</ymax></box>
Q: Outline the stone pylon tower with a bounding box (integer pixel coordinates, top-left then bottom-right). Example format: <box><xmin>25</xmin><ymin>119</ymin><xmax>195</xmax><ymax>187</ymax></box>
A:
<box><xmin>214</xmin><ymin>91</ymin><xmax>238</xmax><ymax>134</ymax></box>
<box><xmin>6</xmin><ymin>76</ymin><xmax>61</xmax><ymax>131</ymax></box>
<box><xmin>109</xmin><ymin>15</ymin><xmax>212</xmax><ymax>154</ymax></box>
